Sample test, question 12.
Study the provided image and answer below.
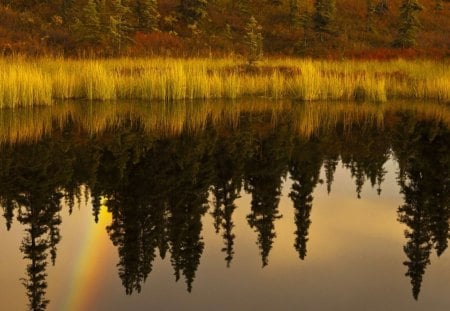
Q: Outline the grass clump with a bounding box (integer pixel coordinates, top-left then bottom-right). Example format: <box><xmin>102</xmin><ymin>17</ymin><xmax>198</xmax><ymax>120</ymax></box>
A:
<box><xmin>0</xmin><ymin>61</ymin><xmax>52</xmax><ymax>108</ymax></box>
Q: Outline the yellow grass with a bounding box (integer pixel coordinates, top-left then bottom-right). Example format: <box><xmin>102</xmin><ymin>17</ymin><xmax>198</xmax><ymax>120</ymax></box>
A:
<box><xmin>0</xmin><ymin>57</ymin><xmax>449</xmax><ymax>108</ymax></box>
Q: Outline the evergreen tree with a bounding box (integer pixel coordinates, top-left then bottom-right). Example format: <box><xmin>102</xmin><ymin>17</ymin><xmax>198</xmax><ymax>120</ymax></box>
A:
<box><xmin>134</xmin><ymin>0</ymin><xmax>160</xmax><ymax>32</ymax></box>
<box><xmin>375</xmin><ymin>0</ymin><xmax>389</xmax><ymax>15</ymax></box>
<box><xmin>312</xmin><ymin>0</ymin><xmax>336</xmax><ymax>41</ymax></box>
<box><xmin>393</xmin><ymin>0</ymin><xmax>423</xmax><ymax>48</ymax></box>
<box><xmin>294</xmin><ymin>10</ymin><xmax>312</xmax><ymax>54</ymax></box>
<box><xmin>72</xmin><ymin>0</ymin><xmax>102</xmax><ymax>44</ymax></box>
<box><xmin>109</xmin><ymin>0</ymin><xmax>133</xmax><ymax>53</ymax></box>
<box><xmin>62</xmin><ymin>0</ymin><xmax>76</xmax><ymax>20</ymax></box>
<box><xmin>244</xmin><ymin>16</ymin><xmax>263</xmax><ymax>65</ymax></box>
<box><xmin>289</xmin><ymin>0</ymin><xmax>301</xmax><ymax>27</ymax></box>
<box><xmin>366</xmin><ymin>0</ymin><xmax>376</xmax><ymax>32</ymax></box>
<box><xmin>434</xmin><ymin>0</ymin><xmax>443</xmax><ymax>11</ymax></box>
<box><xmin>179</xmin><ymin>0</ymin><xmax>208</xmax><ymax>25</ymax></box>
<box><xmin>235</xmin><ymin>0</ymin><xmax>250</xmax><ymax>14</ymax></box>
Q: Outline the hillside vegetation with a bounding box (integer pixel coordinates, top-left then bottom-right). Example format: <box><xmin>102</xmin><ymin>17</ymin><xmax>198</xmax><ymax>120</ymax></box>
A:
<box><xmin>0</xmin><ymin>0</ymin><xmax>449</xmax><ymax>58</ymax></box>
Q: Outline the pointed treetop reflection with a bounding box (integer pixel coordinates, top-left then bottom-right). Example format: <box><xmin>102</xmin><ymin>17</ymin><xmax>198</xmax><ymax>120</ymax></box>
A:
<box><xmin>244</xmin><ymin>118</ymin><xmax>291</xmax><ymax>267</ymax></box>
<box><xmin>289</xmin><ymin>137</ymin><xmax>323</xmax><ymax>260</ymax></box>
<box><xmin>210</xmin><ymin>124</ymin><xmax>250</xmax><ymax>267</ymax></box>
<box><xmin>393</xmin><ymin>115</ymin><xmax>450</xmax><ymax>299</ymax></box>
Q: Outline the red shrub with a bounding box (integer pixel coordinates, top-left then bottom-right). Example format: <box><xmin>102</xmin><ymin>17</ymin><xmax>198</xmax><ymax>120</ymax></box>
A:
<box><xmin>130</xmin><ymin>32</ymin><xmax>184</xmax><ymax>56</ymax></box>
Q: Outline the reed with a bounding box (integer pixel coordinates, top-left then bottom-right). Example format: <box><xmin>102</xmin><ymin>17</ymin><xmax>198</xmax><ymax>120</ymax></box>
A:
<box><xmin>0</xmin><ymin>57</ymin><xmax>448</xmax><ymax>108</ymax></box>
<box><xmin>0</xmin><ymin>60</ymin><xmax>52</xmax><ymax>108</ymax></box>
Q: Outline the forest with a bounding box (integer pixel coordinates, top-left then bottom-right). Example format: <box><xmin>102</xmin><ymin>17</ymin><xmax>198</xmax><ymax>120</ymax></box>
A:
<box><xmin>0</xmin><ymin>0</ymin><xmax>449</xmax><ymax>58</ymax></box>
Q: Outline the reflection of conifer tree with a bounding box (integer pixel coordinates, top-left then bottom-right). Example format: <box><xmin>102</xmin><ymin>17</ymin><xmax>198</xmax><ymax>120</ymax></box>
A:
<box><xmin>1</xmin><ymin>198</ymin><xmax>16</xmax><ymax>230</ymax></box>
<box><xmin>0</xmin><ymin>141</ymin><xmax>71</xmax><ymax>311</ymax></box>
<box><xmin>18</xmin><ymin>191</ymin><xmax>62</xmax><ymax>311</ymax></box>
<box><xmin>318</xmin><ymin>130</ymin><xmax>341</xmax><ymax>195</ymax></box>
<box><xmin>350</xmin><ymin>163</ymin><xmax>365</xmax><ymax>199</ymax></box>
<box><xmin>211</xmin><ymin>128</ymin><xmax>249</xmax><ymax>267</ymax></box>
<box><xmin>211</xmin><ymin>180</ymin><xmax>239</xmax><ymax>267</ymax></box>
<box><xmin>398</xmin><ymin>193</ymin><xmax>432</xmax><ymax>300</ymax></box>
<box><xmin>100</xmin><ymin>129</ymin><xmax>163</xmax><ymax>295</ymax></box>
<box><xmin>375</xmin><ymin>165</ymin><xmax>386</xmax><ymax>195</ymax></box>
<box><xmin>169</xmin><ymin>197</ymin><xmax>206</xmax><ymax>293</ymax></box>
<box><xmin>107</xmin><ymin>192</ymin><xmax>159</xmax><ymax>295</ymax></box>
<box><xmin>431</xmin><ymin>200</ymin><xmax>450</xmax><ymax>257</ymax></box>
<box><xmin>67</xmin><ymin>139</ymin><xmax>101</xmax><ymax>215</ymax></box>
<box><xmin>104</xmin><ymin>143</ymin><xmax>176</xmax><ymax>295</ymax></box>
<box><xmin>91</xmin><ymin>191</ymin><xmax>102</xmax><ymax>223</ymax></box>
<box><xmin>167</xmin><ymin>133</ymin><xmax>214</xmax><ymax>292</ymax></box>
<box><xmin>393</xmin><ymin>116</ymin><xmax>450</xmax><ymax>300</ymax></box>
<box><xmin>340</xmin><ymin>124</ymin><xmax>390</xmax><ymax>198</ymax></box>
<box><xmin>425</xmin><ymin>139</ymin><xmax>449</xmax><ymax>258</ymax></box>
<box><xmin>96</xmin><ymin>126</ymin><xmax>214</xmax><ymax>294</ymax></box>
<box><xmin>156</xmin><ymin>206</ymin><xmax>170</xmax><ymax>260</ymax></box>
<box><xmin>0</xmin><ymin>146</ymin><xmax>18</xmax><ymax>230</ymax></box>
<box><xmin>323</xmin><ymin>157</ymin><xmax>338</xmax><ymax>194</ymax></box>
<box><xmin>289</xmin><ymin>138</ymin><xmax>322</xmax><ymax>260</ymax></box>
<box><xmin>244</xmin><ymin>120</ymin><xmax>291</xmax><ymax>266</ymax></box>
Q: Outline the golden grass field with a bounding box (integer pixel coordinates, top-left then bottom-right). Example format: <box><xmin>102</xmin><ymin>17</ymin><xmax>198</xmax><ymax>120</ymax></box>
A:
<box><xmin>0</xmin><ymin>57</ymin><xmax>449</xmax><ymax>108</ymax></box>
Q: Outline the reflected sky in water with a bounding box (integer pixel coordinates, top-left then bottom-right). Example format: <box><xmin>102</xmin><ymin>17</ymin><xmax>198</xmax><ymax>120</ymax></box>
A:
<box><xmin>0</xmin><ymin>100</ymin><xmax>449</xmax><ymax>310</ymax></box>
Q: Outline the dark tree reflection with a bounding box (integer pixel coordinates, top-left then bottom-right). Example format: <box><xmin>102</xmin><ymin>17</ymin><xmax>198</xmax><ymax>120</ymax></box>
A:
<box><xmin>339</xmin><ymin>123</ymin><xmax>390</xmax><ymax>199</ymax></box>
<box><xmin>165</xmin><ymin>133</ymin><xmax>214</xmax><ymax>292</ymax></box>
<box><xmin>289</xmin><ymin>137</ymin><xmax>323</xmax><ymax>260</ymax></box>
<box><xmin>393</xmin><ymin>115</ymin><xmax>450</xmax><ymax>300</ymax></box>
<box><xmin>97</xmin><ymin>128</ymin><xmax>214</xmax><ymax>293</ymax></box>
<box><xmin>0</xmin><ymin>139</ymin><xmax>72</xmax><ymax>310</ymax></box>
<box><xmin>244</xmin><ymin>118</ymin><xmax>291</xmax><ymax>267</ymax></box>
<box><xmin>210</xmin><ymin>126</ymin><xmax>249</xmax><ymax>266</ymax></box>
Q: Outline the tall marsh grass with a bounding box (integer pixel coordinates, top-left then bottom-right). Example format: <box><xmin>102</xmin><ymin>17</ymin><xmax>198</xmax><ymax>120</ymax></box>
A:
<box><xmin>0</xmin><ymin>57</ymin><xmax>448</xmax><ymax>108</ymax></box>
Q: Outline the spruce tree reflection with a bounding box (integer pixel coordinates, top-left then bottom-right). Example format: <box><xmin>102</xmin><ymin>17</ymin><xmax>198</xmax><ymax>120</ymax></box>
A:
<box><xmin>166</xmin><ymin>132</ymin><xmax>214</xmax><ymax>292</ymax></box>
<box><xmin>99</xmin><ymin>128</ymin><xmax>166</xmax><ymax>294</ymax></box>
<box><xmin>210</xmin><ymin>127</ymin><xmax>249</xmax><ymax>267</ymax></box>
<box><xmin>244</xmin><ymin>120</ymin><xmax>291</xmax><ymax>267</ymax></box>
<box><xmin>0</xmin><ymin>141</ymin><xmax>72</xmax><ymax>311</ymax></box>
<box><xmin>318</xmin><ymin>130</ymin><xmax>341</xmax><ymax>195</ymax></box>
<box><xmin>393</xmin><ymin>116</ymin><xmax>450</xmax><ymax>300</ymax></box>
<box><xmin>289</xmin><ymin>137</ymin><xmax>323</xmax><ymax>260</ymax></box>
<box><xmin>323</xmin><ymin>157</ymin><xmax>338</xmax><ymax>195</ymax></box>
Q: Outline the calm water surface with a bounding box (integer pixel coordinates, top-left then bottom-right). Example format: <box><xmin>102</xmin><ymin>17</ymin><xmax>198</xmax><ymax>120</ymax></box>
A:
<box><xmin>0</xmin><ymin>100</ymin><xmax>449</xmax><ymax>311</ymax></box>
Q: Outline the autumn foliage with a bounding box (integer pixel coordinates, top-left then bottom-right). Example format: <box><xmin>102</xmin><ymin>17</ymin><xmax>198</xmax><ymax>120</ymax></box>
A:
<box><xmin>0</xmin><ymin>0</ymin><xmax>448</xmax><ymax>58</ymax></box>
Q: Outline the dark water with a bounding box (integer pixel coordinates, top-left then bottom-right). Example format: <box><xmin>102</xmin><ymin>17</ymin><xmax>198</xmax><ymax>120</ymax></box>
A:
<box><xmin>0</xmin><ymin>101</ymin><xmax>449</xmax><ymax>311</ymax></box>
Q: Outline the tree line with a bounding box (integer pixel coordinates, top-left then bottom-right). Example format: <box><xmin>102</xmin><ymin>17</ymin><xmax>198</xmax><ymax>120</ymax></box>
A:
<box><xmin>0</xmin><ymin>0</ymin><xmax>448</xmax><ymax>56</ymax></box>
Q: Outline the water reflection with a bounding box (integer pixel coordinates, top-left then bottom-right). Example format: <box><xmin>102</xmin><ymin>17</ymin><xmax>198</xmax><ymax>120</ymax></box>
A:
<box><xmin>0</xmin><ymin>100</ymin><xmax>449</xmax><ymax>309</ymax></box>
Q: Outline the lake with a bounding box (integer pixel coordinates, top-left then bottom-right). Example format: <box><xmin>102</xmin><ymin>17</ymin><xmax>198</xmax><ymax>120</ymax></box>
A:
<box><xmin>0</xmin><ymin>100</ymin><xmax>449</xmax><ymax>311</ymax></box>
